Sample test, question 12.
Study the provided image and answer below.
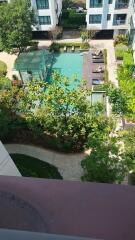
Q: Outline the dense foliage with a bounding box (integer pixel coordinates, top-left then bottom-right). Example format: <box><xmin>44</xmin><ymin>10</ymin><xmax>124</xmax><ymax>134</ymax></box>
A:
<box><xmin>81</xmin><ymin>122</ymin><xmax>130</xmax><ymax>183</ymax></box>
<box><xmin>61</xmin><ymin>9</ymin><xmax>86</xmax><ymax>29</ymax></box>
<box><xmin>0</xmin><ymin>0</ymin><xmax>35</xmax><ymax>53</ymax></box>
<box><xmin>117</xmin><ymin>52</ymin><xmax>135</xmax><ymax>121</ymax></box>
<box><xmin>114</xmin><ymin>34</ymin><xmax>128</xmax><ymax>47</ymax></box>
<box><xmin>0</xmin><ymin>72</ymin><xmax>106</xmax><ymax>152</ymax></box>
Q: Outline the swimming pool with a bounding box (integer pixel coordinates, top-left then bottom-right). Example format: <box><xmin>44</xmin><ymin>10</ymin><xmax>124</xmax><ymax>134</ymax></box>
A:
<box><xmin>47</xmin><ymin>53</ymin><xmax>84</xmax><ymax>89</ymax></box>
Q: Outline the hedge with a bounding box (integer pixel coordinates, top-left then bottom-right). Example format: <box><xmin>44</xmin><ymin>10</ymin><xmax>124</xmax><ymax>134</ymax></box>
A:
<box><xmin>61</xmin><ymin>10</ymin><xmax>86</xmax><ymax>28</ymax></box>
<box><xmin>50</xmin><ymin>42</ymin><xmax>90</xmax><ymax>52</ymax></box>
<box><xmin>0</xmin><ymin>60</ymin><xmax>7</xmax><ymax>77</ymax></box>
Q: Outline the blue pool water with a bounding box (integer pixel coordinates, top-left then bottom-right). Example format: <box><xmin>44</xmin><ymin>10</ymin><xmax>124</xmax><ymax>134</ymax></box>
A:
<box><xmin>47</xmin><ymin>53</ymin><xmax>83</xmax><ymax>89</ymax></box>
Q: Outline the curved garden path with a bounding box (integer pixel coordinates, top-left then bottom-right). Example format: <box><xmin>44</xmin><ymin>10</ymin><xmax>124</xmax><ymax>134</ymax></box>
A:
<box><xmin>5</xmin><ymin>144</ymin><xmax>90</xmax><ymax>180</ymax></box>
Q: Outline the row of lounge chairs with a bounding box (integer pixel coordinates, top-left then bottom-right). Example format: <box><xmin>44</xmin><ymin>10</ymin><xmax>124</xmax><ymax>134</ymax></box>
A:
<box><xmin>91</xmin><ymin>50</ymin><xmax>105</xmax><ymax>85</ymax></box>
<box><xmin>64</xmin><ymin>46</ymin><xmax>75</xmax><ymax>52</ymax></box>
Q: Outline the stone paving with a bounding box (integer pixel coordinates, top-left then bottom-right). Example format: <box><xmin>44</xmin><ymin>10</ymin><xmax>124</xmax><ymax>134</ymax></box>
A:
<box><xmin>0</xmin><ymin>52</ymin><xmax>18</xmax><ymax>79</ymax></box>
<box><xmin>5</xmin><ymin>144</ymin><xmax>90</xmax><ymax>180</ymax></box>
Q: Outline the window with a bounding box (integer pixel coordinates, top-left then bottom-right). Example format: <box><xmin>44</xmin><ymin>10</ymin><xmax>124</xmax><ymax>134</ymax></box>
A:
<box><xmin>36</xmin><ymin>0</ymin><xmax>49</xmax><ymax>9</ymax></box>
<box><xmin>108</xmin><ymin>0</ymin><xmax>113</xmax><ymax>3</ymax></box>
<box><xmin>107</xmin><ymin>14</ymin><xmax>111</xmax><ymax>20</ymax></box>
<box><xmin>38</xmin><ymin>16</ymin><xmax>51</xmax><ymax>25</ymax></box>
<box><xmin>89</xmin><ymin>15</ymin><xmax>102</xmax><ymax>24</ymax></box>
<box><xmin>90</xmin><ymin>0</ymin><xmax>102</xmax><ymax>7</ymax></box>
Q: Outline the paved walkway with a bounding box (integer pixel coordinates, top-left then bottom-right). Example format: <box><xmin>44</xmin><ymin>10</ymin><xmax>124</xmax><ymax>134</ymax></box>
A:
<box><xmin>5</xmin><ymin>144</ymin><xmax>90</xmax><ymax>180</ymax></box>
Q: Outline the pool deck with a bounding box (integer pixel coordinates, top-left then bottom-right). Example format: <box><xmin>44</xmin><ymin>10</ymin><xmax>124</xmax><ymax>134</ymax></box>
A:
<box><xmin>82</xmin><ymin>51</ymin><xmax>105</xmax><ymax>89</ymax></box>
<box><xmin>82</xmin><ymin>52</ymin><xmax>92</xmax><ymax>89</ymax></box>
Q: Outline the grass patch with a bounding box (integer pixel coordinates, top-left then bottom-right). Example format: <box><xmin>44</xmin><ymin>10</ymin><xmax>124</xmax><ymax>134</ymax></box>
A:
<box><xmin>10</xmin><ymin>154</ymin><xmax>62</xmax><ymax>179</ymax></box>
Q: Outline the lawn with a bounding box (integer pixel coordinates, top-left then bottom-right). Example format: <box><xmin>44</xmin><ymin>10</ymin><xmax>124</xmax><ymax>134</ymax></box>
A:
<box><xmin>10</xmin><ymin>154</ymin><xmax>62</xmax><ymax>179</ymax></box>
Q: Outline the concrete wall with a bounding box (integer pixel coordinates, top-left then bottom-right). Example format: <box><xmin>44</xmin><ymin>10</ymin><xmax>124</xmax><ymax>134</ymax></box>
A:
<box><xmin>0</xmin><ymin>142</ymin><xmax>21</xmax><ymax>177</ymax></box>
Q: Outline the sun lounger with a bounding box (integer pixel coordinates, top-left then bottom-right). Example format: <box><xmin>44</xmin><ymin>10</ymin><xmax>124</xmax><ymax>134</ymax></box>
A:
<box><xmin>92</xmin><ymin>66</ymin><xmax>104</xmax><ymax>73</ymax></box>
<box><xmin>92</xmin><ymin>50</ymin><xmax>103</xmax><ymax>57</ymax></box>
<box><xmin>72</xmin><ymin>46</ymin><xmax>75</xmax><ymax>52</ymax></box>
<box><xmin>92</xmin><ymin>58</ymin><xmax>104</xmax><ymax>63</ymax></box>
<box><xmin>92</xmin><ymin>79</ymin><xmax>101</xmax><ymax>85</ymax></box>
<box><xmin>64</xmin><ymin>46</ymin><xmax>67</xmax><ymax>52</ymax></box>
<box><xmin>92</xmin><ymin>73</ymin><xmax>104</xmax><ymax>81</ymax></box>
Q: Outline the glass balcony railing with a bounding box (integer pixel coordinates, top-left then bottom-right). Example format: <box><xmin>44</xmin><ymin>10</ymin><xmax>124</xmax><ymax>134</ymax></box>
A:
<box><xmin>113</xmin><ymin>19</ymin><xmax>126</xmax><ymax>25</ymax></box>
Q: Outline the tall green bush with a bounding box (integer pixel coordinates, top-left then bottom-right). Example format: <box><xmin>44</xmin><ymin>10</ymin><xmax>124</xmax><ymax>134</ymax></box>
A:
<box><xmin>0</xmin><ymin>61</ymin><xmax>7</xmax><ymax>76</ymax></box>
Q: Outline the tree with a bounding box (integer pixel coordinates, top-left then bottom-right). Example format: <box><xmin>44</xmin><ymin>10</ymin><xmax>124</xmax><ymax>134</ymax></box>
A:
<box><xmin>49</xmin><ymin>26</ymin><xmax>63</xmax><ymax>40</ymax></box>
<box><xmin>0</xmin><ymin>0</ymin><xmax>36</xmax><ymax>53</ymax></box>
<box><xmin>80</xmin><ymin>31</ymin><xmax>89</xmax><ymax>43</ymax></box>
<box><xmin>34</xmin><ymin>72</ymin><xmax>104</xmax><ymax>150</ymax></box>
<box><xmin>80</xmin><ymin>29</ymin><xmax>99</xmax><ymax>43</ymax></box>
<box><xmin>0</xmin><ymin>72</ymin><xmax>106</xmax><ymax>151</ymax></box>
<box><xmin>81</xmin><ymin>122</ymin><xmax>129</xmax><ymax>183</ymax></box>
<box><xmin>63</xmin><ymin>0</ymin><xmax>73</xmax><ymax>9</ymax></box>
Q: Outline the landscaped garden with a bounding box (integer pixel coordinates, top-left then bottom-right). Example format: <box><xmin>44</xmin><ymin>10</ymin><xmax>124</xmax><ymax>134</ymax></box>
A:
<box><xmin>10</xmin><ymin>154</ymin><xmax>62</xmax><ymax>179</ymax></box>
<box><xmin>0</xmin><ymin>0</ymin><xmax>135</xmax><ymax>184</ymax></box>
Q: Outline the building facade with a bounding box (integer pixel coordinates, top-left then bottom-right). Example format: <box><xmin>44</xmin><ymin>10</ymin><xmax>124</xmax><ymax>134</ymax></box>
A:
<box><xmin>86</xmin><ymin>0</ymin><xmax>134</xmax><ymax>37</ymax></box>
<box><xmin>129</xmin><ymin>0</ymin><xmax>135</xmax><ymax>60</ymax></box>
<box><xmin>31</xmin><ymin>0</ymin><xmax>62</xmax><ymax>32</ymax></box>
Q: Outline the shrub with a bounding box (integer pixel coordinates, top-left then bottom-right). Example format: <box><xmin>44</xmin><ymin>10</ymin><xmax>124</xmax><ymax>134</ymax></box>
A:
<box><xmin>123</xmin><ymin>51</ymin><xmax>134</xmax><ymax>66</ymax></box>
<box><xmin>103</xmin><ymin>49</ymin><xmax>107</xmax><ymax>65</ymax></box>
<box><xmin>114</xmin><ymin>34</ymin><xmax>128</xmax><ymax>47</ymax></box>
<box><xmin>61</xmin><ymin>9</ymin><xmax>86</xmax><ymax>29</ymax></box>
<box><xmin>103</xmin><ymin>49</ymin><xmax>108</xmax><ymax>81</ymax></box>
<box><xmin>50</xmin><ymin>42</ymin><xmax>60</xmax><ymax>52</ymax></box>
<box><xmin>115</xmin><ymin>48</ymin><xmax>125</xmax><ymax>60</ymax></box>
<box><xmin>29</xmin><ymin>41</ymin><xmax>38</xmax><ymax>50</ymax></box>
<box><xmin>69</xmin><ymin>13</ymin><xmax>86</xmax><ymax>25</ymax></box>
<box><xmin>80</xmin><ymin>42</ymin><xmax>89</xmax><ymax>50</ymax></box>
<box><xmin>0</xmin><ymin>60</ymin><xmax>7</xmax><ymax>77</ymax></box>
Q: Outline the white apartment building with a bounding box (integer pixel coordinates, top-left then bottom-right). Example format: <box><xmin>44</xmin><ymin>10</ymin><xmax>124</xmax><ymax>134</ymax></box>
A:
<box><xmin>31</xmin><ymin>0</ymin><xmax>62</xmax><ymax>34</ymax></box>
<box><xmin>129</xmin><ymin>0</ymin><xmax>135</xmax><ymax>60</ymax></box>
<box><xmin>86</xmin><ymin>0</ymin><xmax>134</xmax><ymax>37</ymax></box>
<box><xmin>2</xmin><ymin>0</ymin><xmax>63</xmax><ymax>38</ymax></box>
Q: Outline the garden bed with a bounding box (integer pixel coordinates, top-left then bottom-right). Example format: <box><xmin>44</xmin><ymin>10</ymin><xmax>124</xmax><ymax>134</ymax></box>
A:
<box><xmin>3</xmin><ymin>129</ymin><xmax>85</xmax><ymax>153</ymax></box>
<box><xmin>11</xmin><ymin>154</ymin><xmax>62</xmax><ymax>179</ymax></box>
<box><xmin>50</xmin><ymin>42</ymin><xmax>90</xmax><ymax>52</ymax></box>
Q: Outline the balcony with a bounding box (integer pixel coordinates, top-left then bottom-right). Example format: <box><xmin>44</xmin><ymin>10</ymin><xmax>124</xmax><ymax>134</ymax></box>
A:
<box><xmin>115</xmin><ymin>1</ymin><xmax>129</xmax><ymax>9</ymax></box>
<box><xmin>113</xmin><ymin>14</ymin><xmax>126</xmax><ymax>25</ymax></box>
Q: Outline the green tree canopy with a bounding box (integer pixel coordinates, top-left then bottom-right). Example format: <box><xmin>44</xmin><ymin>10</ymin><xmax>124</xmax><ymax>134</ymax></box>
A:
<box><xmin>0</xmin><ymin>0</ymin><xmax>36</xmax><ymax>53</ymax></box>
<box><xmin>81</xmin><ymin>122</ymin><xmax>130</xmax><ymax>183</ymax></box>
<box><xmin>0</xmin><ymin>72</ymin><xmax>106</xmax><ymax>151</ymax></box>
